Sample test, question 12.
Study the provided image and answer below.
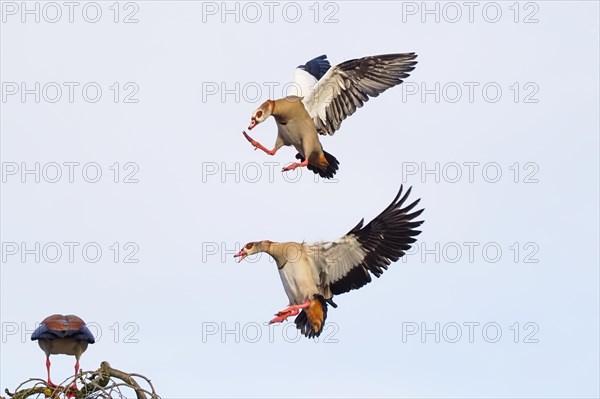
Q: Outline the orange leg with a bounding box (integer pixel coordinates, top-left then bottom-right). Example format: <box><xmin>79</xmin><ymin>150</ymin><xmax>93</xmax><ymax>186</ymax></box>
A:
<box><xmin>65</xmin><ymin>360</ymin><xmax>80</xmax><ymax>398</ymax></box>
<box><xmin>269</xmin><ymin>299</ymin><xmax>311</xmax><ymax>324</ymax></box>
<box><xmin>243</xmin><ymin>131</ymin><xmax>278</xmax><ymax>155</ymax></box>
<box><xmin>282</xmin><ymin>158</ymin><xmax>309</xmax><ymax>172</ymax></box>
<box><xmin>45</xmin><ymin>357</ymin><xmax>57</xmax><ymax>387</ymax></box>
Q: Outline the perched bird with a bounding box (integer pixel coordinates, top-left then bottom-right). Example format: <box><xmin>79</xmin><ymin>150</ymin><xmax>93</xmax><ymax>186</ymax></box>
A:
<box><xmin>234</xmin><ymin>185</ymin><xmax>424</xmax><ymax>337</ymax></box>
<box><xmin>31</xmin><ymin>314</ymin><xmax>95</xmax><ymax>389</ymax></box>
<box><xmin>242</xmin><ymin>53</ymin><xmax>418</xmax><ymax>178</ymax></box>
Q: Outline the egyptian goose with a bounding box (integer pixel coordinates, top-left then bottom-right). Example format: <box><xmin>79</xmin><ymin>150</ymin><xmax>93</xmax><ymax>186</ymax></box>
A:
<box><xmin>31</xmin><ymin>314</ymin><xmax>95</xmax><ymax>389</ymax></box>
<box><xmin>234</xmin><ymin>185</ymin><xmax>424</xmax><ymax>337</ymax></box>
<box><xmin>242</xmin><ymin>53</ymin><xmax>417</xmax><ymax>178</ymax></box>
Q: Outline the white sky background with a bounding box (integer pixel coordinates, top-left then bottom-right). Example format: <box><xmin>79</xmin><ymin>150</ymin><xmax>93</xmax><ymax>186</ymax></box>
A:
<box><xmin>1</xmin><ymin>1</ymin><xmax>599</xmax><ymax>398</ymax></box>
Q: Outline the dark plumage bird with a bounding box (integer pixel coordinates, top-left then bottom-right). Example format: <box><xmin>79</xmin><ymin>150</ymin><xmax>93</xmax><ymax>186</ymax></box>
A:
<box><xmin>31</xmin><ymin>314</ymin><xmax>95</xmax><ymax>389</ymax></box>
<box><xmin>234</xmin><ymin>186</ymin><xmax>424</xmax><ymax>338</ymax></box>
<box><xmin>242</xmin><ymin>53</ymin><xmax>418</xmax><ymax>178</ymax></box>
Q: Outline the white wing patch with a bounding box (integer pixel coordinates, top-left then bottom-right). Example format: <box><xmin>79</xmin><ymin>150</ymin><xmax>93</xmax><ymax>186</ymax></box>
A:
<box><xmin>293</xmin><ymin>68</ymin><xmax>319</xmax><ymax>99</ymax></box>
<box><xmin>301</xmin><ymin>67</ymin><xmax>341</xmax><ymax>128</ymax></box>
<box><xmin>299</xmin><ymin>53</ymin><xmax>418</xmax><ymax>136</ymax></box>
<box><xmin>306</xmin><ymin>235</ymin><xmax>367</xmax><ymax>287</ymax></box>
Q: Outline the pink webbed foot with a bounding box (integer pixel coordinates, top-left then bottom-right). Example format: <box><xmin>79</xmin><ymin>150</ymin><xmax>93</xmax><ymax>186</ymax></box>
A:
<box><xmin>242</xmin><ymin>131</ymin><xmax>277</xmax><ymax>155</ymax></box>
<box><xmin>64</xmin><ymin>360</ymin><xmax>80</xmax><ymax>398</ymax></box>
<box><xmin>269</xmin><ymin>300</ymin><xmax>311</xmax><ymax>324</ymax></box>
<box><xmin>242</xmin><ymin>130</ymin><xmax>260</xmax><ymax>150</ymax></box>
<box><xmin>281</xmin><ymin>158</ymin><xmax>309</xmax><ymax>172</ymax></box>
<box><xmin>45</xmin><ymin>359</ymin><xmax>61</xmax><ymax>390</ymax></box>
<box><xmin>65</xmin><ymin>384</ymin><xmax>78</xmax><ymax>399</ymax></box>
<box><xmin>44</xmin><ymin>381</ymin><xmax>65</xmax><ymax>398</ymax></box>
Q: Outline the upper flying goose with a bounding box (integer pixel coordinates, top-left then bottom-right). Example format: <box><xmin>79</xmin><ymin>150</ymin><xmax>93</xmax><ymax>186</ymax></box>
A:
<box><xmin>31</xmin><ymin>314</ymin><xmax>95</xmax><ymax>389</ymax></box>
<box><xmin>242</xmin><ymin>53</ymin><xmax>418</xmax><ymax>178</ymax></box>
<box><xmin>234</xmin><ymin>185</ymin><xmax>424</xmax><ymax>338</ymax></box>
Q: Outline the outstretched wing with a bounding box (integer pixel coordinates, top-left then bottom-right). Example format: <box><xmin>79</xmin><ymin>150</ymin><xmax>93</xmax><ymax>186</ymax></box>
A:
<box><xmin>301</xmin><ymin>53</ymin><xmax>417</xmax><ymax>136</ymax></box>
<box><xmin>307</xmin><ymin>185</ymin><xmax>424</xmax><ymax>295</ymax></box>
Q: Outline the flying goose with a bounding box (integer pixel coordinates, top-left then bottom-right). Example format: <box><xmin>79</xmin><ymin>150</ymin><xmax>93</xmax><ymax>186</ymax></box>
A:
<box><xmin>242</xmin><ymin>53</ymin><xmax>418</xmax><ymax>179</ymax></box>
<box><xmin>31</xmin><ymin>314</ymin><xmax>95</xmax><ymax>390</ymax></box>
<box><xmin>234</xmin><ymin>185</ymin><xmax>424</xmax><ymax>338</ymax></box>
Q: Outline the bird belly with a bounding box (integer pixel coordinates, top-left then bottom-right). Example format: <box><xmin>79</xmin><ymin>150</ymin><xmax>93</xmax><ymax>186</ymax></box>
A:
<box><xmin>278</xmin><ymin>261</ymin><xmax>319</xmax><ymax>305</ymax></box>
<box><xmin>39</xmin><ymin>338</ymin><xmax>88</xmax><ymax>357</ymax></box>
<box><xmin>276</xmin><ymin>122</ymin><xmax>304</xmax><ymax>153</ymax></box>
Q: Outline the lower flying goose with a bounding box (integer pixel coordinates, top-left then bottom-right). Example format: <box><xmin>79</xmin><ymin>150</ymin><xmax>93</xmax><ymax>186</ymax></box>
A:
<box><xmin>31</xmin><ymin>314</ymin><xmax>95</xmax><ymax>389</ymax></box>
<box><xmin>234</xmin><ymin>185</ymin><xmax>424</xmax><ymax>338</ymax></box>
<box><xmin>242</xmin><ymin>53</ymin><xmax>417</xmax><ymax>178</ymax></box>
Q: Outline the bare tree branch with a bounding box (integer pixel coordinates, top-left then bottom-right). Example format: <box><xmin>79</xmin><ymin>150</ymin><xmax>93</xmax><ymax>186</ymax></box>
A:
<box><xmin>2</xmin><ymin>361</ymin><xmax>160</xmax><ymax>399</ymax></box>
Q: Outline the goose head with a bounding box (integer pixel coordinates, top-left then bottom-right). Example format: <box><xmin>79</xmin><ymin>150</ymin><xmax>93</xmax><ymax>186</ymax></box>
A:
<box><xmin>248</xmin><ymin>100</ymin><xmax>274</xmax><ymax>130</ymax></box>
<box><xmin>234</xmin><ymin>241</ymin><xmax>270</xmax><ymax>262</ymax></box>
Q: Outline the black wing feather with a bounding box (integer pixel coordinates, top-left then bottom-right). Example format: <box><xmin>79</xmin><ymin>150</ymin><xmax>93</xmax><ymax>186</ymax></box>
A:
<box><xmin>330</xmin><ymin>185</ymin><xmax>424</xmax><ymax>295</ymax></box>
<box><xmin>31</xmin><ymin>324</ymin><xmax>95</xmax><ymax>343</ymax></box>
<box><xmin>298</xmin><ymin>55</ymin><xmax>332</xmax><ymax>81</ymax></box>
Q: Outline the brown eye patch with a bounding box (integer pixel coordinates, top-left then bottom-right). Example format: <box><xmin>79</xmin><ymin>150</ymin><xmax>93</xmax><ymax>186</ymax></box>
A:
<box><xmin>245</xmin><ymin>243</ymin><xmax>254</xmax><ymax>249</ymax></box>
<box><xmin>256</xmin><ymin>110</ymin><xmax>263</xmax><ymax>118</ymax></box>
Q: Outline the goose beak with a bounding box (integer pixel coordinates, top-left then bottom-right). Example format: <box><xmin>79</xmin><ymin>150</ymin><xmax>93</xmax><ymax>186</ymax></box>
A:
<box><xmin>248</xmin><ymin>118</ymin><xmax>257</xmax><ymax>130</ymax></box>
<box><xmin>234</xmin><ymin>249</ymin><xmax>248</xmax><ymax>262</ymax></box>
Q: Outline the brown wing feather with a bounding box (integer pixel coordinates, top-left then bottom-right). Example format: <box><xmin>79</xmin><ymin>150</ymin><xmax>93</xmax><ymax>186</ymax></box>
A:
<box><xmin>42</xmin><ymin>314</ymin><xmax>86</xmax><ymax>331</ymax></box>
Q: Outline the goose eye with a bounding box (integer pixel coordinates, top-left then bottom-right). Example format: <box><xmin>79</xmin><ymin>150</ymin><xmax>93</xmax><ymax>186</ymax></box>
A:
<box><xmin>256</xmin><ymin>111</ymin><xmax>263</xmax><ymax>118</ymax></box>
<box><xmin>245</xmin><ymin>243</ymin><xmax>254</xmax><ymax>249</ymax></box>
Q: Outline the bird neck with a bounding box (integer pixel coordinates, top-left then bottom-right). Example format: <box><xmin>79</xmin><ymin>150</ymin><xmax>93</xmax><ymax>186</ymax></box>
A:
<box><xmin>260</xmin><ymin>241</ymin><xmax>285</xmax><ymax>264</ymax></box>
<box><xmin>268</xmin><ymin>99</ymin><xmax>276</xmax><ymax>115</ymax></box>
<box><xmin>271</xmin><ymin>97</ymin><xmax>302</xmax><ymax>122</ymax></box>
<box><xmin>256</xmin><ymin>240</ymin><xmax>274</xmax><ymax>256</ymax></box>
<box><xmin>263</xmin><ymin>241</ymin><xmax>305</xmax><ymax>268</ymax></box>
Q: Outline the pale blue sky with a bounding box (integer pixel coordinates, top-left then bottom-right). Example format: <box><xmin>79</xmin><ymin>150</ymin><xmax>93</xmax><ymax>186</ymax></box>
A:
<box><xmin>1</xmin><ymin>1</ymin><xmax>599</xmax><ymax>398</ymax></box>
